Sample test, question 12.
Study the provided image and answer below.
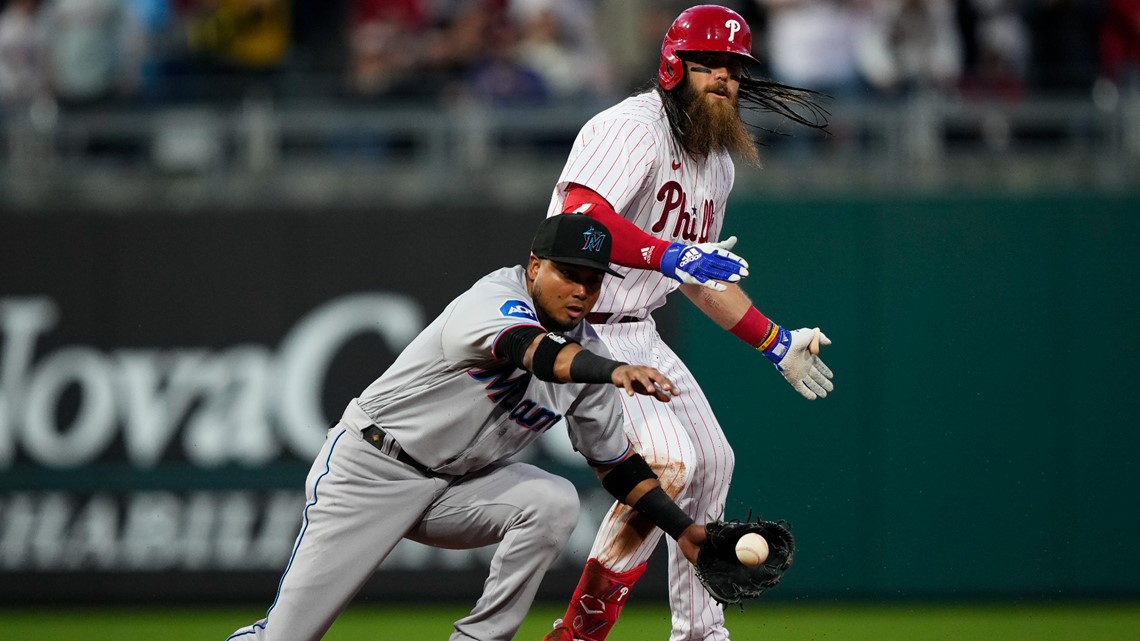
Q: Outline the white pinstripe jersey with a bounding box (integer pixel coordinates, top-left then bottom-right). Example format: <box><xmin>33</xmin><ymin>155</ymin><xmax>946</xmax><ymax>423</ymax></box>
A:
<box><xmin>547</xmin><ymin>90</ymin><xmax>734</xmax><ymax>317</ymax></box>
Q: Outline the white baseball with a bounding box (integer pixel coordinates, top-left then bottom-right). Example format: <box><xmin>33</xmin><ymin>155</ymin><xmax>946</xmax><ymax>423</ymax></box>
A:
<box><xmin>735</xmin><ymin>533</ymin><xmax>769</xmax><ymax>567</ymax></box>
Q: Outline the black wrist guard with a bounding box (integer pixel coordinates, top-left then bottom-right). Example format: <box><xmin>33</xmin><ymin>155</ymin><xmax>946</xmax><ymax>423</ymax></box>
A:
<box><xmin>601</xmin><ymin>453</ymin><xmax>656</xmax><ymax>501</ymax></box>
<box><xmin>531</xmin><ymin>333</ymin><xmax>578</xmax><ymax>381</ymax></box>
<box><xmin>569</xmin><ymin>349</ymin><xmax>624</xmax><ymax>384</ymax></box>
<box><xmin>633</xmin><ymin>487</ymin><xmax>695</xmax><ymax>540</ymax></box>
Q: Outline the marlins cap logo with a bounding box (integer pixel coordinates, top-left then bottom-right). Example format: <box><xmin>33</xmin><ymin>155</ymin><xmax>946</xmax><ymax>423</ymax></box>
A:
<box><xmin>582</xmin><ymin>226</ymin><xmax>606</xmax><ymax>252</ymax></box>
<box><xmin>500</xmin><ymin>299</ymin><xmax>537</xmax><ymax>320</ymax></box>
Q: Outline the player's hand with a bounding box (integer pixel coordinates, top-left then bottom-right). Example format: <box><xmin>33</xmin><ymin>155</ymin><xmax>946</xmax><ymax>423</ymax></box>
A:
<box><xmin>677</xmin><ymin>523</ymin><xmax>707</xmax><ymax>565</ymax></box>
<box><xmin>611</xmin><ymin>364</ymin><xmax>679</xmax><ymax>402</ymax></box>
<box><xmin>659</xmin><ymin>237</ymin><xmax>750</xmax><ymax>292</ymax></box>
<box><xmin>759</xmin><ymin>327</ymin><xmax>834</xmax><ymax>400</ymax></box>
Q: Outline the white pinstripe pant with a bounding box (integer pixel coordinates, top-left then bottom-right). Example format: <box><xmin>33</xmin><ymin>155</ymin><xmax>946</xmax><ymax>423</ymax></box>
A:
<box><xmin>589</xmin><ymin>319</ymin><xmax>735</xmax><ymax>641</ymax></box>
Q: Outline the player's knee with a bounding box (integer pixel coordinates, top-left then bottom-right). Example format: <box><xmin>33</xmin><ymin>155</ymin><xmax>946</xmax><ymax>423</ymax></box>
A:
<box><xmin>649</xmin><ymin>458</ymin><xmax>690</xmax><ymax>498</ymax></box>
<box><xmin>526</xmin><ymin>476</ymin><xmax>580</xmax><ymax>541</ymax></box>
<box><xmin>718</xmin><ymin>446</ymin><xmax>736</xmax><ymax>480</ymax></box>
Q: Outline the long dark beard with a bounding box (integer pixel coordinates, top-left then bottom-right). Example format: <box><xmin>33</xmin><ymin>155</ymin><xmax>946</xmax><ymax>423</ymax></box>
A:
<box><xmin>660</xmin><ymin>82</ymin><xmax>760</xmax><ymax>167</ymax></box>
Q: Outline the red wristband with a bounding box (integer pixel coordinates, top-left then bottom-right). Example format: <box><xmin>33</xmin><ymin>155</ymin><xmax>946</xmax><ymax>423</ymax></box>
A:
<box><xmin>729</xmin><ymin>306</ymin><xmax>774</xmax><ymax>348</ymax></box>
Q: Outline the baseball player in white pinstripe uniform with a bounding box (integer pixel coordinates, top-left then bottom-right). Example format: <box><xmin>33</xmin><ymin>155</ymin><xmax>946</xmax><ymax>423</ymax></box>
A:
<box><xmin>541</xmin><ymin>6</ymin><xmax>835</xmax><ymax>641</ymax></box>
<box><xmin>225</xmin><ymin>215</ymin><xmax>714</xmax><ymax>641</ymax></box>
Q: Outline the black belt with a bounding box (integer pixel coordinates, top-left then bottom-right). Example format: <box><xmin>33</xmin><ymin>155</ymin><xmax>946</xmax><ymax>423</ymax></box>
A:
<box><xmin>585</xmin><ymin>312</ymin><xmax>641</xmax><ymax>325</ymax></box>
<box><xmin>362</xmin><ymin>425</ymin><xmax>434</xmax><ymax>475</ymax></box>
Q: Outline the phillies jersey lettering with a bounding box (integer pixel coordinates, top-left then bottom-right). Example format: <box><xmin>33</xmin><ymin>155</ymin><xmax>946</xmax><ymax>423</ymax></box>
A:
<box><xmin>652</xmin><ymin>181</ymin><xmax>716</xmax><ymax>242</ymax></box>
<box><xmin>547</xmin><ymin>91</ymin><xmax>732</xmax><ymax>318</ymax></box>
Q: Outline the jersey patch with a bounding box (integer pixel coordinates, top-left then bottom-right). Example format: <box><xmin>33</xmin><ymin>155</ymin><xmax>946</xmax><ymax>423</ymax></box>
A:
<box><xmin>500</xmin><ymin>299</ymin><xmax>538</xmax><ymax>321</ymax></box>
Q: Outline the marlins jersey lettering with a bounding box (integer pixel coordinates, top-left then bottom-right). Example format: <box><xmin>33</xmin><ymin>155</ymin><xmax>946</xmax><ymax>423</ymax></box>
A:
<box><xmin>349</xmin><ymin>266</ymin><xmax>629</xmax><ymax>476</ymax></box>
<box><xmin>546</xmin><ymin>91</ymin><xmax>733</xmax><ymax>317</ymax></box>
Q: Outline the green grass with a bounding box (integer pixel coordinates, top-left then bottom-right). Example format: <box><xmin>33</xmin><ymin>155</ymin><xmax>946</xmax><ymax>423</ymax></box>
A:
<box><xmin>1</xmin><ymin>602</ymin><xmax>1137</xmax><ymax>640</ymax></box>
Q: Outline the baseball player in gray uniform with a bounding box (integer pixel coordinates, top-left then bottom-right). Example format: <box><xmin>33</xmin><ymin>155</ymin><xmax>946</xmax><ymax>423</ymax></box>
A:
<box><xmin>541</xmin><ymin>5</ymin><xmax>834</xmax><ymax>641</ymax></box>
<box><xmin>225</xmin><ymin>214</ymin><xmax>710</xmax><ymax>641</ymax></box>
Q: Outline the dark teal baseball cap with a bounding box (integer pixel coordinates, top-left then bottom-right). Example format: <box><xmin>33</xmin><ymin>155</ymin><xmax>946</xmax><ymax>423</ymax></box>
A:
<box><xmin>531</xmin><ymin>214</ymin><xmax>624</xmax><ymax>278</ymax></box>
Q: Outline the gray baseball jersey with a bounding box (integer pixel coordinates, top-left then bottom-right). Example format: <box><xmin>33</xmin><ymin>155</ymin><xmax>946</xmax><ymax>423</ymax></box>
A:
<box><xmin>227</xmin><ymin>264</ymin><xmax>633</xmax><ymax>641</ymax></box>
<box><xmin>351</xmin><ymin>265</ymin><xmax>630</xmax><ymax>474</ymax></box>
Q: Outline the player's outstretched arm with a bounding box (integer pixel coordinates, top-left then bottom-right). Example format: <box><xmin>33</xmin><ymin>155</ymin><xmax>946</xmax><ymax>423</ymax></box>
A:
<box><xmin>544</xmin><ymin>341</ymin><xmax>678</xmax><ymax>402</ymax></box>
<box><xmin>561</xmin><ymin>185</ymin><xmax>749</xmax><ymax>291</ymax></box>
<box><xmin>592</xmin><ymin>452</ymin><xmax>706</xmax><ymax>564</ymax></box>
<box><xmin>497</xmin><ymin>326</ymin><xmax>678</xmax><ymax>401</ymax></box>
<box><xmin>680</xmin><ymin>284</ymin><xmax>835</xmax><ymax>400</ymax></box>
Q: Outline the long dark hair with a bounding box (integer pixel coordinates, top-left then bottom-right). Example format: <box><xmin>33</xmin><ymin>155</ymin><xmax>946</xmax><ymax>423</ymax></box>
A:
<box><xmin>736</xmin><ymin>76</ymin><xmax>831</xmax><ymax>132</ymax></box>
<box><xmin>653</xmin><ymin>74</ymin><xmax>831</xmax><ymax>156</ymax></box>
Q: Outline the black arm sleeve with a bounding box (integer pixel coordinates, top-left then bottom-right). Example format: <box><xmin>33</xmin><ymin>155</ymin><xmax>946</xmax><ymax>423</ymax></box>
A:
<box><xmin>569</xmin><ymin>349</ymin><xmax>625</xmax><ymax>384</ymax></box>
<box><xmin>633</xmin><ymin>487</ymin><xmax>695</xmax><ymax>540</ymax></box>
<box><xmin>494</xmin><ymin>325</ymin><xmax>547</xmax><ymax>368</ymax></box>
<box><xmin>497</xmin><ymin>326</ymin><xmax>580</xmax><ymax>381</ymax></box>
<box><xmin>601</xmin><ymin>453</ymin><xmax>657</xmax><ymax>500</ymax></box>
<box><xmin>531</xmin><ymin>333</ymin><xmax>578</xmax><ymax>381</ymax></box>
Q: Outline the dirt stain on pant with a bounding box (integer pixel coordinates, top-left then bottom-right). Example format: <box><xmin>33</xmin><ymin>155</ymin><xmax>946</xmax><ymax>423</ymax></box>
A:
<box><xmin>597</xmin><ymin>459</ymin><xmax>687</xmax><ymax>564</ymax></box>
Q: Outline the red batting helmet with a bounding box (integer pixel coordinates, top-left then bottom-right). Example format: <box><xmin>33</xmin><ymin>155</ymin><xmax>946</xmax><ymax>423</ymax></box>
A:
<box><xmin>658</xmin><ymin>4</ymin><xmax>758</xmax><ymax>90</ymax></box>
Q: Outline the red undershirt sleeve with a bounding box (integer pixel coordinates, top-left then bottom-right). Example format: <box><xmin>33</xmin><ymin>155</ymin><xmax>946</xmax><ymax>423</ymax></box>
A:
<box><xmin>564</xmin><ymin>185</ymin><xmax>776</xmax><ymax>349</ymax></box>
<box><xmin>562</xmin><ymin>184</ymin><xmax>673</xmax><ymax>270</ymax></box>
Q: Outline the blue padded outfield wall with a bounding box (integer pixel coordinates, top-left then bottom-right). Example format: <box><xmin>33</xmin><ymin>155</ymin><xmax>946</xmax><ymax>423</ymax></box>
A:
<box><xmin>1</xmin><ymin>193</ymin><xmax>1137</xmax><ymax>603</ymax></box>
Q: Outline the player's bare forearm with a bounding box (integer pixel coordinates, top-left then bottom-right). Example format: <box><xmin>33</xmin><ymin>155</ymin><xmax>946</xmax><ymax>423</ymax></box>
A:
<box><xmin>680</xmin><ymin>283</ymin><xmax>836</xmax><ymax>399</ymax></box>
<box><xmin>680</xmin><ymin>282</ymin><xmax>753</xmax><ymax>329</ymax></box>
<box><xmin>522</xmin><ymin>335</ymin><xmax>677</xmax><ymax>399</ymax></box>
<box><xmin>677</xmin><ymin>524</ymin><xmax>706</xmax><ymax>564</ymax></box>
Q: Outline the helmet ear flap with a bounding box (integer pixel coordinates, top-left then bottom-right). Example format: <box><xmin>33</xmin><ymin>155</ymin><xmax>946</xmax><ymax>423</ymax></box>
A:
<box><xmin>658</xmin><ymin>45</ymin><xmax>683</xmax><ymax>90</ymax></box>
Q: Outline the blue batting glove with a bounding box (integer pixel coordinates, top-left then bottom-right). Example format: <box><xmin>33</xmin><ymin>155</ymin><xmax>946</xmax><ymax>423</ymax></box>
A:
<box><xmin>659</xmin><ymin>236</ymin><xmax>750</xmax><ymax>292</ymax></box>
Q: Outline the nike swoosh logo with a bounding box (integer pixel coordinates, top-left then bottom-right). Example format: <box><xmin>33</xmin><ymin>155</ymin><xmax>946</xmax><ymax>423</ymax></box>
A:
<box><xmin>671</xmin><ymin>160</ymin><xmax>681</xmax><ymax>170</ymax></box>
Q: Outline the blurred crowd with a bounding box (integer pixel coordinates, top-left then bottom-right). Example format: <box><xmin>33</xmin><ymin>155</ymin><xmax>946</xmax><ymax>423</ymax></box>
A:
<box><xmin>751</xmin><ymin>0</ymin><xmax>1131</xmax><ymax>102</ymax></box>
<box><xmin>0</xmin><ymin>0</ymin><xmax>1138</xmax><ymax>113</ymax></box>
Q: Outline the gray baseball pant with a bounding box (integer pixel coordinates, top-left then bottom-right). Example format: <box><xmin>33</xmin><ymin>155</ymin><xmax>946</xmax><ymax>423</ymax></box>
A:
<box><xmin>225</xmin><ymin>425</ymin><xmax>581</xmax><ymax>641</ymax></box>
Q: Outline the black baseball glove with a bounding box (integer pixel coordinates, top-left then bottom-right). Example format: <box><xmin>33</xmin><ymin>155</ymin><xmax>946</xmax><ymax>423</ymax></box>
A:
<box><xmin>694</xmin><ymin>518</ymin><xmax>795</xmax><ymax>606</ymax></box>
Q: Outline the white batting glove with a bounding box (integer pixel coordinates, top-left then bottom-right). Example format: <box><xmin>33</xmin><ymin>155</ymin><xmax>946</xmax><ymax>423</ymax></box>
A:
<box><xmin>659</xmin><ymin>236</ymin><xmax>750</xmax><ymax>292</ymax></box>
<box><xmin>759</xmin><ymin>326</ymin><xmax>834</xmax><ymax>400</ymax></box>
